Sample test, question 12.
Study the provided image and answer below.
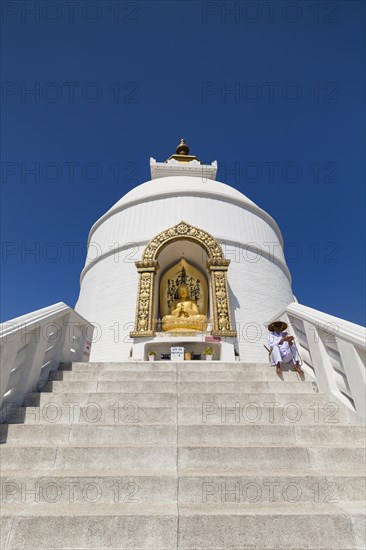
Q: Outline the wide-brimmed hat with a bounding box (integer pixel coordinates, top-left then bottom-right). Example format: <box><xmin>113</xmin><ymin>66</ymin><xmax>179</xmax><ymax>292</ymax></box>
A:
<box><xmin>268</xmin><ymin>320</ymin><xmax>287</xmax><ymax>332</ymax></box>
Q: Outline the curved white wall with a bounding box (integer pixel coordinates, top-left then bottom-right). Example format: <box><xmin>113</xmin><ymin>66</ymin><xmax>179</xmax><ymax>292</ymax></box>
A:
<box><xmin>75</xmin><ymin>176</ymin><xmax>294</xmax><ymax>361</ymax></box>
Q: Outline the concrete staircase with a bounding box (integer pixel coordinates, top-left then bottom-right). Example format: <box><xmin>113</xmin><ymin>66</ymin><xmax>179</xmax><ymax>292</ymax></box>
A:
<box><xmin>0</xmin><ymin>361</ymin><xmax>365</xmax><ymax>549</ymax></box>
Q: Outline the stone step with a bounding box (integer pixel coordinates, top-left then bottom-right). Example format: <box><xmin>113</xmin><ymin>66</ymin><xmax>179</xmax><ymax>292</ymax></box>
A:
<box><xmin>177</xmin><ymin>425</ymin><xmax>365</xmax><ymax>446</ymax></box>
<box><xmin>0</xmin><ymin>424</ymin><xmax>177</xmax><ymax>445</ymax></box>
<box><xmin>2</xmin><ymin>469</ymin><xmax>364</xmax><ymax>504</ymax></box>
<box><xmin>179</xmin><ymin>370</ymin><xmax>305</xmax><ymax>382</ymax></box>
<box><xmin>178</xmin><ymin>381</ymin><xmax>317</xmax><ymax>393</ymax></box>
<box><xmin>4</xmin><ymin>423</ymin><xmax>363</xmax><ymax>446</ymax></box>
<box><xmin>64</xmin><ymin>361</ymin><xmax>270</xmax><ymax>372</ymax></box>
<box><xmin>177</xmin><ymin>363</ymin><xmax>298</xmax><ymax>372</ymax></box>
<box><xmin>1</xmin><ymin>502</ymin><xmax>178</xmax><ymax>549</ymax></box>
<box><xmin>25</xmin><ymin>392</ymin><xmax>177</xmax><ymax>407</ymax></box>
<box><xmin>179</xmin><ymin>403</ymin><xmax>353</xmax><ymax>424</ymax></box>
<box><xmin>177</xmin><ymin>501</ymin><xmax>365</xmax><ymax>550</ymax></box>
<box><xmin>24</xmin><ymin>390</ymin><xmax>334</xmax><ymax>411</ymax></box>
<box><xmin>42</xmin><ymin>380</ymin><xmax>318</xmax><ymax>394</ymax></box>
<box><xmin>8</xmin><ymin>401</ymin><xmax>351</xmax><ymax>425</ymax></box>
<box><xmin>62</xmin><ymin>361</ymin><xmax>309</xmax><ymax>375</ymax></box>
<box><xmin>3</xmin><ymin>424</ymin><xmax>363</xmax><ymax>446</ymax></box>
<box><xmin>178</xmin><ymin>391</ymin><xmax>329</xmax><ymax>406</ymax></box>
<box><xmin>51</xmin><ymin>369</ymin><xmax>305</xmax><ymax>382</ymax></box>
<box><xmin>43</xmin><ymin>381</ymin><xmax>177</xmax><ymax>393</ymax></box>
<box><xmin>178</xmin><ymin>470</ymin><xmax>366</xmax><ymax>504</ymax></box>
<box><xmin>7</xmin><ymin>405</ymin><xmax>177</xmax><ymax>425</ymax></box>
<box><xmin>0</xmin><ymin>445</ymin><xmax>177</xmax><ymax>470</ymax></box>
<box><xmin>50</xmin><ymin>370</ymin><xmax>178</xmax><ymax>382</ymax></box>
<box><xmin>178</xmin><ymin>445</ymin><xmax>366</xmax><ymax>471</ymax></box>
<box><xmin>1</xmin><ymin>501</ymin><xmax>364</xmax><ymax>549</ymax></box>
<box><xmin>0</xmin><ymin>470</ymin><xmax>177</xmax><ymax>504</ymax></box>
<box><xmin>1</xmin><ymin>445</ymin><xmax>364</xmax><ymax>471</ymax></box>
<box><xmin>61</xmin><ymin>362</ymin><xmax>176</xmax><ymax>372</ymax></box>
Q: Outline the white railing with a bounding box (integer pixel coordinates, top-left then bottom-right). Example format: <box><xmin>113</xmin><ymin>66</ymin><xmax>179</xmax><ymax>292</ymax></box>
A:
<box><xmin>267</xmin><ymin>302</ymin><xmax>366</xmax><ymax>421</ymax></box>
<box><xmin>0</xmin><ymin>302</ymin><xmax>94</xmax><ymax>421</ymax></box>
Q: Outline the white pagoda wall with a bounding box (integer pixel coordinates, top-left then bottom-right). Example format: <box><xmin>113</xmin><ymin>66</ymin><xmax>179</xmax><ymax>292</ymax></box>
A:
<box><xmin>75</xmin><ymin>182</ymin><xmax>294</xmax><ymax>362</ymax></box>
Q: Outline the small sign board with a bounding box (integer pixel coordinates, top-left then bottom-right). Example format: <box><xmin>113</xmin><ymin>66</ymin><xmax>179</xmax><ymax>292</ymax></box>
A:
<box><xmin>205</xmin><ymin>336</ymin><xmax>221</xmax><ymax>342</ymax></box>
<box><xmin>171</xmin><ymin>346</ymin><xmax>185</xmax><ymax>361</ymax></box>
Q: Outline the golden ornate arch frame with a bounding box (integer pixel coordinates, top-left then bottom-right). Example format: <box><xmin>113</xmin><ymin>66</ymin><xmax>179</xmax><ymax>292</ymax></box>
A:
<box><xmin>130</xmin><ymin>221</ymin><xmax>237</xmax><ymax>338</ymax></box>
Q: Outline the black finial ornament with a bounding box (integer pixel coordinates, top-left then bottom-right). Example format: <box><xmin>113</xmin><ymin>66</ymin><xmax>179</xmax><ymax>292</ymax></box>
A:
<box><xmin>176</xmin><ymin>138</ymin><xmax>189</xmax><ymax>156</ymax></box>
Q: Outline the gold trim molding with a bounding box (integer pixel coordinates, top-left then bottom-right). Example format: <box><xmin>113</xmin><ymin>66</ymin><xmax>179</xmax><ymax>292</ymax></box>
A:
<box><xmin>142</xmin><ymin>221</ymin><xmax>224</xmax><ymax>261</ymax></box>
<box><xmin>130</xmin><ymin>221</ymin><xmax>237</xmax><ymax>338</ymax></box>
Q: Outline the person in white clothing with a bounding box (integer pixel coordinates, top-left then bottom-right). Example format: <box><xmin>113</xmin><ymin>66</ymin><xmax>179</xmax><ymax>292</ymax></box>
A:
<box><xmin>268</xmin><ymin>320</ymin><xmax>304</xmax><ymax>377</ymax></box>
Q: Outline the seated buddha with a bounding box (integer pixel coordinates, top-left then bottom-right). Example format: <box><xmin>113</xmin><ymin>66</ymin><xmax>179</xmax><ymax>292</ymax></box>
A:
<box><xmin>162</xmin><ymin>284</ymin><xmax>207</xmax><ymax>332</ymax></box>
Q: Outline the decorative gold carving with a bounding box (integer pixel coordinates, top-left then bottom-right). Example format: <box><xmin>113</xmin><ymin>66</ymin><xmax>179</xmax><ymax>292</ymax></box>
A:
<box><xmin>130</xmin><ymin>261</ymin><xmax>159</xmax><ymax>338</ymax></box>
<box><xmin>142</xmin><ymin>221</ymin><xmax>224</xmax><ymax>262</ymax></box>
<box><xmin>207</xmin><ymin>258</ymin><xmax>231</xmax><ymax>269</ymax></box>
<box><xmin>135</xmin><ymin>260</ymin><xmax>159</xmax><ymax>271</ymax></box>
<box><xmin>130</xmin><ymin>221</ymin><xmax>237</xmax><ymax>338</ymax></box>
<box><xmin>210</xmin><ymin>270</ymin><xmax>237</xmax><ymax>337</ymax></box>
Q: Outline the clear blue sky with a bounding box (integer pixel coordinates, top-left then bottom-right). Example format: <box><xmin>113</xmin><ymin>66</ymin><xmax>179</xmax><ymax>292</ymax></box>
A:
<box><xmin>1</xmin><ymin>0</ymin><xmax>365</xmax><ymax>325</ymax></box>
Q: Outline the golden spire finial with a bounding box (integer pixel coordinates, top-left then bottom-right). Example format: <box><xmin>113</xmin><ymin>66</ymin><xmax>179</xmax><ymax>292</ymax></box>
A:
<box><xmin>165</xmin><ymin>137</ymin><xmax>200</xmax><ymax>163</ymax></box>
<box><xmin>176</xmin><ymin>138</ymin><xmax>189</xmax><ymax>156</ymax></box>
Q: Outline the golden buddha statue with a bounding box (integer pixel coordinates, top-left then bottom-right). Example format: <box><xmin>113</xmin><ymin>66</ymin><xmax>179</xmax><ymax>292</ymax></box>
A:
<box><xmin>162</xmin><ymin>283</ymin><xmax>207</xmax><ymax>332</ymax></box>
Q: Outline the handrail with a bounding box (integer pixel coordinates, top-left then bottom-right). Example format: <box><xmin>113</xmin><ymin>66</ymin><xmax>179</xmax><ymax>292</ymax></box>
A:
<box><xmin>267</xmin><ymin>302</ymin><xmax>366</xmax><ymax>421</ymax></box>
<box><xmin>0</xmin><ymin>302</ymin><xmax>94</xmax><ymax>422</ymax></box>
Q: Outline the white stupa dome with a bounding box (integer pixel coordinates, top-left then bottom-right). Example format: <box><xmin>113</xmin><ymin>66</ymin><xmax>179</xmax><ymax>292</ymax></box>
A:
<box><xmin>75</xmin><ymin>148</ymin><xmax>294</xmax><ymax>362</ymax></box>
<box><xmin>108</xmin><ymin>176</ymin><xmax>257</xmax><ymax>212</ymax></box>
<box><xmin>88</xmin><ymin>176</ymin><xmax>277</xmax><ymax>242</ymax></box>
